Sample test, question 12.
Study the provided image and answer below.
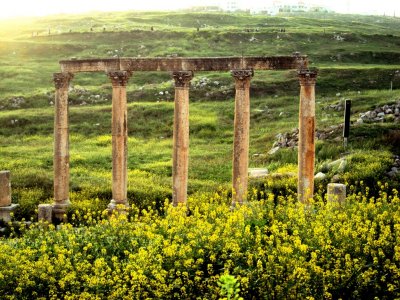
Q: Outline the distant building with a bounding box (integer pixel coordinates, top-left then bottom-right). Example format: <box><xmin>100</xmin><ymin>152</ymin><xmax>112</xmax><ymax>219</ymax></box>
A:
<box><xmin>251</xmin><ymin>0</ymin><xmax>330</xmax><ymax>15</ymax></box>
<box><xmin>221</xmin><ymin>0</ymin><xmax>239</xmax><ymax>12</ymax></box>
<box><xmin>188</xmin><ymin>6</ymin><xmax>222</xmax><ymax>12</ymax></box>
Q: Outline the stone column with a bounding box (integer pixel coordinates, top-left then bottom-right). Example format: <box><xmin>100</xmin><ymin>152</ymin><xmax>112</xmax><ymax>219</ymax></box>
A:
<box><xmin>0</xmin><ymin>170</ymin><xmax>18</xmax><ymax>222</ymax></box>
<box><xmin>172</xmin><ymin>71</ymin><xmax>193</xmax><ymax>206</ymax></box>
<box><xmin>297</xmin><ymin>70</ymin><xmax>318</xmax><ymax>204</ymax></box>
<box><xmin>231</xmin><ymin>69</ymin><xmax>253</xmax><ymax>206</ymax></box>
<box><xmin>108</xmin><ymin>71</ymin><xmax>131</xmax><ymax>212</ymax></box>
<box><xmin>53</xmin><ymin>72</ymin><xmax>73</xmax><ymax>221</ymax></box>
<box><xmin>0</xmin><ymin>171</ymin><xmax>11</xmax><ymax>207</ymax></box>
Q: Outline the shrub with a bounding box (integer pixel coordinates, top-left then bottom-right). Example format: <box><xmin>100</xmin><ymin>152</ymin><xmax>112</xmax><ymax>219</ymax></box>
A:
<box><xmin>0</xmin><ymin>187</ymin><xmax>399</xmax><ymax>299</ymax></box>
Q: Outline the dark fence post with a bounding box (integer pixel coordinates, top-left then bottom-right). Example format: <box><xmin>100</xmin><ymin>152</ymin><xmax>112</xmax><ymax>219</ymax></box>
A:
<box><xmin>343</xmin><ymin>99</ymin><xmax>351</xmax><ymax>147</ymax></box>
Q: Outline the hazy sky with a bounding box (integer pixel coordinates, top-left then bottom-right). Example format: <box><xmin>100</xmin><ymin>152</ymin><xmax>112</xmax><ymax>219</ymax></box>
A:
<box><xmin>0</xmin><ymin>0</ymin><xmax>399</xmax><ymax>19</ymax></box>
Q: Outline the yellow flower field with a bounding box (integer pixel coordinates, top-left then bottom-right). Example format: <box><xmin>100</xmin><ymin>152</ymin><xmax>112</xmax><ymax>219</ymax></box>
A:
<box><xmin>0</xmin><ymin>188</ymin><xmax>399</xmax><ymax>299</ymax></box>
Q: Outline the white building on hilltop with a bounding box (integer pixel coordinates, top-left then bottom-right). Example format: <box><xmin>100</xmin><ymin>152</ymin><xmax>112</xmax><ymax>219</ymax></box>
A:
<box><xmin>222</xmin><ymin>0</ymin><xmax>239</xmax><ymax>12</ymax></box>
<box><xmin>250</xmin><ymin>0</ymin><xmax>329</xmax><ymax>15</ymax></box>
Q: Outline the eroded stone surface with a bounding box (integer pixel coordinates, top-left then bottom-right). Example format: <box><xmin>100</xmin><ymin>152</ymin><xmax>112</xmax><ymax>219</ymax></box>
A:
<box><xmin>0</xmin><ymin>171</ymin><xmax>11</xmax><ymax>207</ymax></box>
<box><xmin>232</xmin><ymin>70</ymin><xmax>253</xmax><ymax>206</ymax></box>
<box><xmin>298</xmin><ymin>70</ymin><xmax>317</xmax><ymax>204</ymax></box>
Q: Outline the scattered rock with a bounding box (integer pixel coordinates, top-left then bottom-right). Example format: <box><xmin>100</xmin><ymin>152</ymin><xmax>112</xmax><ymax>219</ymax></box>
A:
<box><xmin>358</xmin><ymin>101</ymin><xmax>400</xmax><ymax>123</ymax></box>
<box><xmin>270</xmin><ymin>126</ymin><xmax>343</xmax><ymax>152</ymax></box>
<box><xmin>9</xmin><ymin>97</ymin><xmax>25</xmax><ymax>108</ymax></box>
<box><xmin>314</xmin><ymin>172</ymin><xmax>327</xmax><ymax>181</ymax></box>
<box><xmin>331</xmin><ymin>174</ymin><xmax>341</xmax><ymax>183</ymax></box>
<box><xmin>386</xmin><ymin>156</ymin><xmax>400</xmax><ymax>178</ymax></box>
<box><xmin>249</xmin><ymin>168</ymin><xmax>269</xmax><ymax>178</ymax></box>
<box><xmin>327</xmin><ymin>159</ymin><xmax>342</xmax><ymax>171</ymax></box>
<box><xmin>268</xmin><ymin>147</ymin><xmax>280</xmax><ymax>155</ymax></box>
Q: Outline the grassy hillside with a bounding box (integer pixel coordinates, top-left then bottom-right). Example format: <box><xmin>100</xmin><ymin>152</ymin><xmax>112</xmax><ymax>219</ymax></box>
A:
<box><xmin>0</xmin><ymin>11</ymin><xmax>400</xmax><ymax>217</ymax></box>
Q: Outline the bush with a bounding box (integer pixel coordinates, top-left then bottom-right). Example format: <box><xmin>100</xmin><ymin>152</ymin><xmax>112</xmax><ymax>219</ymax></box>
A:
<box><xmin>1</xmin><ymin>188</ymin><xmax>399</xmax><ymax>299</ymax></box>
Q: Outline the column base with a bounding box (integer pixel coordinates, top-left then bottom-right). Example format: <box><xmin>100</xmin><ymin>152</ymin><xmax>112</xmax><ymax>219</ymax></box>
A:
<box><xmin>38</xmin><ymin>204</ymin><xmax>53</xmax><ymax>223</ymax></box>
<box><xmin>107</xmin><ymin>199</ymin><xmax>130</xmax><ymax>215</ymax></box>
<box><xmin>52</xmin><ymin>200</ymin><xmax>71</xmax><ymax>222</ymax></box>
<box><xmin>0</xmin><ymin>204</ymin><xmax>19</xmax><ymax>223</ymax></box>
<box><xmin>230</xmin><ymin>200</ymin><xmax>249</xmax><ymax>210</ymax></box>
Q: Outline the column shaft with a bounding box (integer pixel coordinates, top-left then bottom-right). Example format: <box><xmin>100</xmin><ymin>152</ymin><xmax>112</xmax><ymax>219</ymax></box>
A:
<box><xmin>231</xmin><ymin>70</ymin><xmax>253</xmax><ymax>206</ymax></box>
<box><xmin>298</xmin><ymin>70</ymin><xmax>317</xmax><ymax>204</ymax></box>
<box><xmin>53</xmin><ymin>72</ymin><xmax>73</xmax><ymax>220</ymax></box>
<box><xmin>0</xmin><ymin>171</ymin><xmax>11</xmax><ymax>207</ymax></box>
<box><xmin>108</xmin><ymin>71</ymin><xmax>131</xmax><ymax>210</ymax></box>
<box><xmin>172</xmin><ymin>71</ymin><xmax>193</xmax><ymax>206</ymax></box>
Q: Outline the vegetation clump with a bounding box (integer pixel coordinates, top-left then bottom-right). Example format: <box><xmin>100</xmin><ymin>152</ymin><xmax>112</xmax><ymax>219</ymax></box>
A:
<box><xmin>1</xmin><ymin>187</ymin><xmax>399</xmax><ymax>299</ymax></box>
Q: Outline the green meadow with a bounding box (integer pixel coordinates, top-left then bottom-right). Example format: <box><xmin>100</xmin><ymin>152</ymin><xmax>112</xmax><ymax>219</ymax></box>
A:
<box><xmin>0</xmin><ymin>10</ymin><xmax>399</xmax><ymax>215</ymax></box>
<box><xmin>1</xmin><ymin>10</ymin><xmax>400</xmax><ymax>299</ymax></box>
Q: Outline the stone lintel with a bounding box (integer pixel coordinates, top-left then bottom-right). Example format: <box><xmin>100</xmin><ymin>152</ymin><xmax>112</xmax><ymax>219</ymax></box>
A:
<box><xmin>60</xmin><ymin>55</ymin><xmax>308</xmax><ymax>73</ymax></box>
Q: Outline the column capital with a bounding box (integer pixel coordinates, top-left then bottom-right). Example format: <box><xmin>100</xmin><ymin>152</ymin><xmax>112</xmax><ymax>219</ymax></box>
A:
<box><xmin>298</xmin><ymin>70</ymin><xmax>318</xmax><ymax>86</ymax></box>
<box><xmin>53</xmin><ymin>73</ymin><xmax>73</xmax><ymax>89</ymax></box>
<box><xmin>231</xmin><ymin>69</ymin><xmax>254</xmax><ymax>80</ymax></box>
<box><xmin>172</xmin><ymin>71</ymin><xmax>193</xmax><ymax>88</ymax></box>
<box><xmin>108</xmin><ymin>71</ymin><xmax>132</xmax><ymax>87</ymax></box>
<box><xmin>231</xmin><ymin>69</ymin><xmax>253</xmax><ymax>89</ymax></box>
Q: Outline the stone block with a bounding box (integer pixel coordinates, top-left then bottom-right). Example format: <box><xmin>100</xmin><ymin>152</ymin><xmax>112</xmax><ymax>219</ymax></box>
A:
<box><xmin>38</xmin><ymin>204</ymin><xmax>53</xmax><ymax>223</ymax></box>
<box><xmin>249</xmin><ymin>168</ymin><xmax>269</xmax><ymax>178</ymax></box>
<box><xmin>0</xmin><ymin>204</ymin><xmax>18</xmax><ymax>222</ymax></box>
<box><xmin>327</xmin><ymin>183</ymin><xmax>346</xmax><ymax>205</ymax></box>
<box><xmin>0</xmin><ymin>171</ymin><xmax>11</xmax><ymax>207</ymax></box>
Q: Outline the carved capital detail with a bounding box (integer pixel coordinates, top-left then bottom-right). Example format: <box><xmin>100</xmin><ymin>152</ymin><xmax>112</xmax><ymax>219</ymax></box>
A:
<box><xmin>298</xmin><ymin>70</ymin><xmax>318</xmax><ymax>86</ymax></box>
<box><xmin>231</xmin><ymin>69</ymin><xmax>253</xmax><ymax>89</ymax></box>
<box><xmin>53</xmin><ymin>73</ymin><xmax>73</xmax><ymax>89</ymax></box>
<box><xmin>172</xmin><ymin>71</ymin><xmax>193</xmax><ymax>88</ymax></box>
<box><xmin>231</xmin><ymin>69</ymin><xmax>254</xmax><ymax>80</ymax></box>
<box><xmin>108</xmin><ymin>71</ymin><xmax>132</xmax><ymax>87</ymax></box>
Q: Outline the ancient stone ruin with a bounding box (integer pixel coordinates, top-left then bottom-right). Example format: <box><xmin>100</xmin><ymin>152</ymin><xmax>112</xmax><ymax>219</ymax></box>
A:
<box><xmin>51</xmin><ymin>55</ymin><xmax>317</xmax><ymax>220</ymax></box>
<box><xmin>0</xmin><ymin>171</ymin><xmax>18</xmax><ymax>222</ymax></box>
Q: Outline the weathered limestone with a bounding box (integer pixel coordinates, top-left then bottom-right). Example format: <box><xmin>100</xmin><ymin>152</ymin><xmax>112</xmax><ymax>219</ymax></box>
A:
<box><xmin>53</xmin><ymin>72</ymin><xmax>73</xmax><ymax>221</ymax></box>
<box><xmin>38</xmin><ymin>204</ymin><xmax>53</xmax><ymax>223</ymax></box>
<box><xmin>53</xmin><ymin>55</ymin><xmax>313</xmax><ymax>212</ymax></box>
<box><xmin>172</xmin><ymin>71</ymin><xmax>193</xmax><ymax>206</ymax></box>
<box><xmin>108</xmin><ymin>71</ymin><xmax>131</xmax><ymax>212</ymax></box>
<box><xmin>0</xmin><ymin>171</ymin><xmax>18</xmax><ymax>222</ymax></box>
<box><xmin>0</xmin><ymin>171</ymin><xmax>11</xmax><ymax>207</ymax></box>
<box><xmin>231</xmin><ymin>70</ymin><xmax>253</xmax><ymax>206</ymax></box>
<box><xmin>297</xmin><ymin>70</ymin><xmax>317</xmax><ymax>204</ymax></box>
<box><xmin>60</xmin><ymin>55</ymin><xmax>308</xmax><ymax>73</ymax></box>
<box><xmin>327</xmin><ymin>183</ymin><xmax>346</xmax><ymax>205</ymax></box>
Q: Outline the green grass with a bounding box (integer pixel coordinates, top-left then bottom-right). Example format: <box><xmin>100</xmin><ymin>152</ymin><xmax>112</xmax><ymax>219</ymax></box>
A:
<box><xmin>1</xmin><ymin>10</ymin><xmax>400</xmax><ymax>217</ymax></box>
